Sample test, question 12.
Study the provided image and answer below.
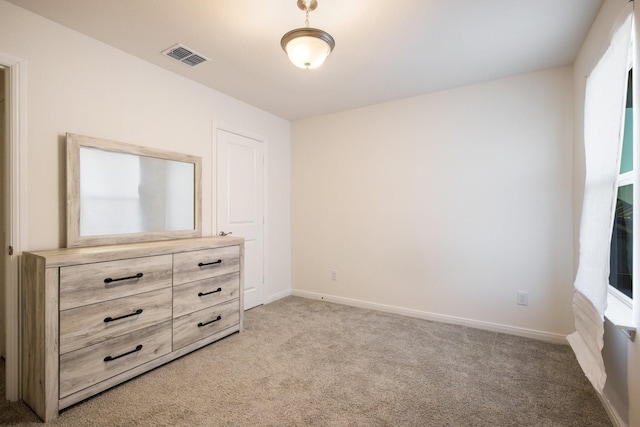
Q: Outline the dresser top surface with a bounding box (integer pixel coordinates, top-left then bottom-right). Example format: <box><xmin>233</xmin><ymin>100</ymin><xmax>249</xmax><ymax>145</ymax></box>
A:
<box><xmin>23</xmin><ymin>237</ymin><xmax>244</xmax><ymax>268</ymax></box>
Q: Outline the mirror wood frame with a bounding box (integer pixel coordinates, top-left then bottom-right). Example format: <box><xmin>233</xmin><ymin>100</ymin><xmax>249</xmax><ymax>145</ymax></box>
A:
<box><xmin>66</xmin><ymin>133</ymin><xmax>202</xmax><ymax>248</ymax></box>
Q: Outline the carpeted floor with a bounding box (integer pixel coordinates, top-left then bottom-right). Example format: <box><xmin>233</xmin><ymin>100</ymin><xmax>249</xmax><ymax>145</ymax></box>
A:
<box><xmin>1</xmin><ymin>296</ymin><xmax>611</xmax><ymax>426</ymax></box>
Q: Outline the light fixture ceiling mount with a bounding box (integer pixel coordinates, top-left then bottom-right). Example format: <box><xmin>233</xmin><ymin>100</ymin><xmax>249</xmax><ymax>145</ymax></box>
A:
<box><xmin>281</xmin><ymin>0</ymin><xmax>335</xmax><ymax>70</ymax></box>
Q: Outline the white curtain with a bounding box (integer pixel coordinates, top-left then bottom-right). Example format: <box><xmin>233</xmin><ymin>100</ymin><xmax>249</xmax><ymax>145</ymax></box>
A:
<box><xmin>634</xmin><ymin>0</ymin><xmax>640</xmax><ymax>336</ymax></box>
<box><xmin>567</xmin><ymin>11</ymin><xmax>632</xmax><ymax>393</ymax></box>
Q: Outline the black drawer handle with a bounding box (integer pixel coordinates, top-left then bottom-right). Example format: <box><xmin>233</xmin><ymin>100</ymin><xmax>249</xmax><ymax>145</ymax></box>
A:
<box><xmin>104</xmin><ymin>272</ymin><xmax>143</xmax><ymax>284</ymax></box>
<box><xmin>198</xmin><ymin>288</ymin><xmax>222</xmax><ymax>297</ymax></box>
<box><xmin>198</xmin><ymin>260</ymin><xmax>222</xmax><ymax>267</ymax></box>
<box><xmin>104</xmin><ymin>344</ymin><xmax>143</xmax><ymax>362</ymax></box>
<box><xmin>197</xmin><ymin>315</ymin><xmax>222</xmax><ymax>327</ymax></box>
<box><xmin>104</xmin><ymin>308</ymin><xmax>143</xmax><ymax>323</ymax></box>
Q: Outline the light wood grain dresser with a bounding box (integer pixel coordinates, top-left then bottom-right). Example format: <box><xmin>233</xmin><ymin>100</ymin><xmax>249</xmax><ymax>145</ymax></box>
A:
<box><xmin>21</xmin><ymin>237</ymin><xmax>244</xmax><ymax>421</ymax></box>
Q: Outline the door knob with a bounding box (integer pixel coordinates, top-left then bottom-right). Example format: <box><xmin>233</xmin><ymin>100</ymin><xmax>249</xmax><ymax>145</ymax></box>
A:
<box><xmin>218</xmin><ymin>231</ymin><xmax>232</xmax><ymax>236</ymax></box>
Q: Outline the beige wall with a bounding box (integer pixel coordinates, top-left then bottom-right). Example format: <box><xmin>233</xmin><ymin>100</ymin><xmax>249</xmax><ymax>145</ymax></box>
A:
<box><xmin>0</xmin><ymin>0</ymin><xmax>291</xmax><ymax>300</ymax></box>
<box><xmin>572</xmin><ymin>0</ymin><xmax>638</xmax><ymax>425</ymax></box>
<box><xmin>292</xmin><ymin>66</ymin><xmax>574</xmax><ymax>340</ymax></box>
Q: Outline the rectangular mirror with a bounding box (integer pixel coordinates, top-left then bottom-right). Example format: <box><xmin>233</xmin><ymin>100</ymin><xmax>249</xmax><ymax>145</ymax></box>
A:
<box><xmin>67</xmin><ymin>133</ymin><xmax>202</xmax><ymax>247</ymax></box>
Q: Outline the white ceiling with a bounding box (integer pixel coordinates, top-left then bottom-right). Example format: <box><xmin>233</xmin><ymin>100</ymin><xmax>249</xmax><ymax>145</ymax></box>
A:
<box><xmin>7</xmin><ymin>0</ymin><xmax>603</xmax><ymax>121</ymax></box>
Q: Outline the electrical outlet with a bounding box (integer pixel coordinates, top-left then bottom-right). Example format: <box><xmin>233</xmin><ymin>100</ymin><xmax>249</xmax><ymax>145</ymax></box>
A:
<box><xmin>330</xmin><ymin>270</ymin><xmax>337</xmax><ymax>281</ymax></box>
<box><xmin>517</xmin><ymin>291</ymin><xmax>529</xmax><ymax>306</ymax></box>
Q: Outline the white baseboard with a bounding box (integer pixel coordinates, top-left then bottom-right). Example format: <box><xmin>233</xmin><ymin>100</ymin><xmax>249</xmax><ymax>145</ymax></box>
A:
<box><xmin>596</xmin><ymin>391</ymin><xmax>627</xmax><ymax>427</ymax></box>
<box><xmin>291</xmin><ymin>289</ymin><xmax>568</xmax><ymax>344</ymax></box>
<box><xmin>266</xmin><ymin>289</ymin><xmax>292</xmax><ymax>304</ymax></box>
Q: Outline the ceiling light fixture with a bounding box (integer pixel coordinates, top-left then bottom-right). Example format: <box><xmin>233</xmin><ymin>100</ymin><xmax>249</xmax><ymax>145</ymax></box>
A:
<box><xmin>281</xmin><ymin>0</ymin><xmax>335</xmax><ymax>69</ymax></box>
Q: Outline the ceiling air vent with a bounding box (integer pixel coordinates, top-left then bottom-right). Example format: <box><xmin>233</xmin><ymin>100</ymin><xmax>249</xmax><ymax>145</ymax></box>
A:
<box><xmin>162</xmin><ymin>44</ymin><xmax>210</xmax><ymax>67</ymax></box>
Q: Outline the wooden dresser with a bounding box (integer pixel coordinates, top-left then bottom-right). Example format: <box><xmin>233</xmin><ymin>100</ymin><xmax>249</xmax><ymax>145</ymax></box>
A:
<box><xmin>21</xmin><ymin>237</ymin><xmax>244</xmax><ymax>421</ymax></box>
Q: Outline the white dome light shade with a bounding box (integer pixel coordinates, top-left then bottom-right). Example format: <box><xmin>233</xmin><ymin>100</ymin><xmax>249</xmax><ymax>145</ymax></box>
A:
<box><xmin>281</xmin><ymin>28</ymin><xmax>335</xmax><ymax>69</ymax></box>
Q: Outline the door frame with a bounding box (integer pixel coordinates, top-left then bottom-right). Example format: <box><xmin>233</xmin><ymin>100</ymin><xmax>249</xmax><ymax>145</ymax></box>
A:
<box><xmin>1</xmin><ymin>53</ymin><xmax>26</xmax><ymax>401</ymax></box>
<box><xmin>212</xmin><ymin>123</ymin><xmax>267</xmax><ymax>307</ymax></box>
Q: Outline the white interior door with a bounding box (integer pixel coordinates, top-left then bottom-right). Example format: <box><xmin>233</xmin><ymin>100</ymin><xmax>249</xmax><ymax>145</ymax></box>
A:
<box><xmin>0</xmin><ymin>68</ymin><xmax>5</xmax><ymax>360</ymax></box>
<box><xmin>1</xmin><ymin>54</ymin><xmax>25</xmax><ymax>401</ymax></box>
<box><xmin>216</xmin><ymin>129</ymin><xmax>264</xmax><ymax>310</ymax></box>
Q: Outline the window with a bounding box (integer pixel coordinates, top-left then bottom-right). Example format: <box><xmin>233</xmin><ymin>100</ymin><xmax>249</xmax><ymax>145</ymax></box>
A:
<box><xmin>609</xmin><ymin>68</ymin><xmax>634</xmax><ymax>301</ymax></box>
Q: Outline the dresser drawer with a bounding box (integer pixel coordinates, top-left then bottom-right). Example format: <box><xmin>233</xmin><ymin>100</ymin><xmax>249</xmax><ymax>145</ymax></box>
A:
<box><xmin>60</xmin><ymin>255</ymin><xmax>173</xmax><ymax>310</ymax></box>
<box><xmin>173</xmin><ymin>299</ymin><xmax>240</xmax><ymax>350</ymax></box>
<box><xmin>173</xmin><ymin>272</ymin><xmax>240</xmax><ymax>318</ymax></box>
<box><xmin>59</xmin><ymin>321</ymin><xmax>172</xmax><ymax>398</ymax></box>
<box><xmin>173</xmin><ymin>246</ymin><xmax>240</xmax><ymax>286</ymax></box>
<box><xmin>60</xmin><ymin>288</ymin><xmax>173</xmax><ymax>355</ymax></box>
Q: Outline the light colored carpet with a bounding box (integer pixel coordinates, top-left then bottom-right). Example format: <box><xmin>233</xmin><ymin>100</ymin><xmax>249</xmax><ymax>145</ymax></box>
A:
<box><xmin>2</xmin><ymin>296</ymin><xmax>611</xmax><ymax>426</ymax></box>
